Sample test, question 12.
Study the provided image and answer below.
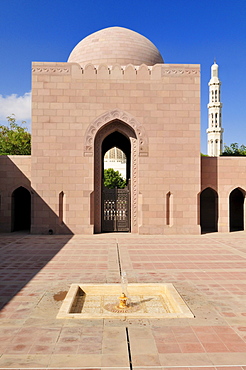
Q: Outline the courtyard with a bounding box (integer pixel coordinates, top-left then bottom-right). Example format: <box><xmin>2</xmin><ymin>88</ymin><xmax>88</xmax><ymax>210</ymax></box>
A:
<box><xmin>0</xmin><ymin>232</ymin><xmax>246</xmax><ymax>369</ymax></box>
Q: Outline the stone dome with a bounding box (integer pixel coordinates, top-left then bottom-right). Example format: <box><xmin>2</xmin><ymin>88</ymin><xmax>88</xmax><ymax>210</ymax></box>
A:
<box><xmin>67</xmin><ymin>26</ymin><xmax>164</xmax><ymax>67</ymax></box>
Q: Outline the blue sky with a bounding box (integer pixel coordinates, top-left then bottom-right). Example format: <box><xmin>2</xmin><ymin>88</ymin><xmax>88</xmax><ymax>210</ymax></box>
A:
<box><xmin>0</xmin><ymin>0</ymin><xmax>245</xmax><ymax>154</ymax></box>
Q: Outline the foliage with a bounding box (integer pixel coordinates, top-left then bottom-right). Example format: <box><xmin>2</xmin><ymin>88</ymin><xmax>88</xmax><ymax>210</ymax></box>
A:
<box><xmin>201</xmin><ymin>153</ymin><xmax>208</xmax><ymax>157</ymax></box>
<box><xmin>221</xmin><ymin>143</ymin><xmax>246</xmax><ymax>156</ymax></box>
<box><xmin>103</xmin><ymin>168</ymin><xmax>126</xmax><ymax>189</ymax></box>
<box><xmin>0</xmin><ymin>115</ymin><xmax>31</xmax><ymax>155</ymax></box>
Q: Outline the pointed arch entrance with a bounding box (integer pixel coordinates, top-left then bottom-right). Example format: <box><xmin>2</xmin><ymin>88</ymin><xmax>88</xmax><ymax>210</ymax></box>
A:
<box><xmin>12</xmin><ymin>186</ymin><xmax>31</xmax><ymax>231</ymax></box>
<box><xmin>94</xmin><ymin>119</ymin><xmax>138</xmax><ymax>233</ymax></box>
<box><xmin>200</xmin><ymin>187</ymin><xmax>218</xmax><ymax>233</ymax></box>
<box><xmin>102</xmin><ymin>132</ymin><xmax>130</xmax><ymax>232</ymax></box>
<box><xmin>229</xmin><ymin>188</ymin><xmax>244</xmax><ymax>232</ymax></box>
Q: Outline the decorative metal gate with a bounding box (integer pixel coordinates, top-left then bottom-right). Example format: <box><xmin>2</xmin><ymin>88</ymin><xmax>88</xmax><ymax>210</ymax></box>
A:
<box><xmin>102</xmin><ymin>186</ymin><xmax>130</xmax><ymax>232</ymax></box>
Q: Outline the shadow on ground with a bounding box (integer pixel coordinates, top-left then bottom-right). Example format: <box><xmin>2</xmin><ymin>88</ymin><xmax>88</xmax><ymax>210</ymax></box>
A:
<box><xmin>0</xmin><ymin>233</ymin><xmax>73</xmax><ymax>309</ymax></box>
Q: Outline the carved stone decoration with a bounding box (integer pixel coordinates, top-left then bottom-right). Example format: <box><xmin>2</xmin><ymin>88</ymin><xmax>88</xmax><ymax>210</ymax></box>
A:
<box><xmin>84</xmin><ymin>109</ymin><xmax>148</xmax><ymax>156</ymax></box>
<box><xmin>131</xmin><ymin>137</ymin><xmax>138</xmax><ymax>230</ymax></box>
<box><xmin>32</xmin><ymin>67</ymin><xmax>71</xmax><ymax>74</ymax></box>
<box><xmin>162</xmin><ymin>68</ymin><xmax>199</xmax><ymax>76</ymax></box>
<box><xmin>94</xmin><ymin>120</ymin><xmax>139</xmax><ymax>234</ymax></box>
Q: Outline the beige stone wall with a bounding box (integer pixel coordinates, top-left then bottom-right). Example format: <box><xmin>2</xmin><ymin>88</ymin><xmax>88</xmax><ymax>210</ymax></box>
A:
<box><xmin>0</xmin><ymin>156</ymin><xmax>31</xmax><ymax>232</ymax></box>
<box><xmin>201</xmin><ymin>156</ymin><xmax>246</xmax><ymax>232</ymax></box>
<box><xmin>31</xmin><ymin>61</ymin><xmax>200</xmax><ymax>234</ymax></box>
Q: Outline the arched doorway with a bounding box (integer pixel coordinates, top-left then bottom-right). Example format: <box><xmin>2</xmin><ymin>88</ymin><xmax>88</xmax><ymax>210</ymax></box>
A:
<box><xmin>94</xmin><ymin>119</ymin><xmax>138</xmax><ymax>233</ymax></box>
<box><xmin>200</xmin><ymin>187</ymin><xmax>218</xmax><ymax>233</ymax></box>
<box><xmin>102</xmin><ymin>132</ymin><xmax>130</xmax><ymax>232</ymax></box>
<box><xmin>12</xmin><ymin>187</ymin><xmax>31</xmax><ymax>231</ymax></box>
<box><xmin>229</xmin><ymin>188</ymin><xmax>244</xmax><ymax>232</ymax></box>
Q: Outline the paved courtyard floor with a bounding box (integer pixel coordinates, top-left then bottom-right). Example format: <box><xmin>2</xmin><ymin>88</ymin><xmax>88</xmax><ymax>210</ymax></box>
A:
<box><xmin>0</xmin><ymin>232</ymin><xmax>246</xmax><ymax>369</ymax></box>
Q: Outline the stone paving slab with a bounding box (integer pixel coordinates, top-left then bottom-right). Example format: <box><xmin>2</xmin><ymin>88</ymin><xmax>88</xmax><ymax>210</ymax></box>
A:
<box><xmin>0</xmin><ymin>232</ymin><xmax>246</xmax><ymax>368</ymax></box>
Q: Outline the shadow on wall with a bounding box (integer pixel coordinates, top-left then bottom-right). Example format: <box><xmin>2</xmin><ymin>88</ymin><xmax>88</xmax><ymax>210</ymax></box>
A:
<box><xmin>0</xmin><ymin>156</ymin><xmax>73</xmax><ymax>234</ymax></box>
<box><xmin>0</xmin><ymin>156</ymin><xmax>73</xmax><ymax>309</ymax></box>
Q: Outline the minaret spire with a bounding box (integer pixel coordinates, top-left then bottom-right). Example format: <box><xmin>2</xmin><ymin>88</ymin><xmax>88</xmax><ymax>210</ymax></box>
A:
<box><xmin>207</xmin><ymin>61</ymin><xmax>224</xmax><ymax>156</ymax></box>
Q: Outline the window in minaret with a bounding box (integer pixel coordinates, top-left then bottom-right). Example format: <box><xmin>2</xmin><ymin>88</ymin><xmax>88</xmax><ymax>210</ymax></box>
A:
<box><xmin>211</xmin><ymin>113</ymin><xmax>214</xmax><ymax>126</ymax></box>
<box><xmin>215</xmin><ymin>113</ymin><xmax>218</xmax><ymax>127</ymax></box>
<box><xmin>211</xmin><ymin>90</ymin><xmax>214</xmax><ymax>102</ymax></box>
<box><xmin>215</xmin><ymin>90</ymin><xmax>218</xmax><ymax>102</ymax></box>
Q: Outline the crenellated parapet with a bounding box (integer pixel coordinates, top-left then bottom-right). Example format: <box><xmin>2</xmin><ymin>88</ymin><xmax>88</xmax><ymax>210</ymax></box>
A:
<box><xmin>32</xmin><ymin>62</ymin><xmax>200</xmax><ymax>80</ymax></box>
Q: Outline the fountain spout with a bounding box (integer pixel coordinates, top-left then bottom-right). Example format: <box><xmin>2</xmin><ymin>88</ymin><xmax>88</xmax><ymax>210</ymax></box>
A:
<box><xmin>116</xmin><ymin>271</ymin><xmax>130</xmax><ymax>310</ymax></box>
<box><xmin>118</xmin><ymin>292</ymin><xmax>128</xmax><ymax>309</ymax></box>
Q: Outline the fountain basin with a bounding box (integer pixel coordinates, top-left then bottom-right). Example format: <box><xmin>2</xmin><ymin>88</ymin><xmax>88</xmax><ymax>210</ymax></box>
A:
<box><xmin>56</xmin><ymin>283</ymin><xmax>194</xmax><ymax>319</ymax></box>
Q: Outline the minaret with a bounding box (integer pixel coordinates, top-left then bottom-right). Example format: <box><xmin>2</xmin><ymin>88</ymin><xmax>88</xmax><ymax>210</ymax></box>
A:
<box><xmin>207</xmin><ymin>61</ymin><xmax>224</xmax><ymax>156</ymax></box>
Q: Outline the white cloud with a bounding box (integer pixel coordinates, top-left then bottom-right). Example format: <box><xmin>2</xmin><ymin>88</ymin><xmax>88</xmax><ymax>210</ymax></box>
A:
<box><xmin>0</xmin><ymin>92</ymin><xmax>31</xmax><ymax>121</ymax></box>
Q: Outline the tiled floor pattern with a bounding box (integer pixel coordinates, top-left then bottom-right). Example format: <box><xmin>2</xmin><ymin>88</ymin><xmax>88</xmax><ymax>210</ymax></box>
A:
<box><xmin>0</xmin><ymin>232</ymin><xmax>246</xmax><ymax>368</ymax></box>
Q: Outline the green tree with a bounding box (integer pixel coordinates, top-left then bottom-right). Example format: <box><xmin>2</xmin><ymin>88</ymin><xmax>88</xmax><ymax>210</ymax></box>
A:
<box><xmin>221</xmin><ymin>143</ymin><xmax>246</xmax><ymax>156</ymax></box>
<box><xmin>0</xmin><ymin>115</ymin><xmax>31</xmax><ymax>155</ymax></box>
<box><xmin>103</xmin><ymin>168</ymin><xmax>126</xmax><ymax>189</ymax></box>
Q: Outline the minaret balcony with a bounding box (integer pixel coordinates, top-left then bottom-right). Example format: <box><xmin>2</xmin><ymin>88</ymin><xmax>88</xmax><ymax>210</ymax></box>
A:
<box><xmin>207</xmin><ymin>102</ymin><xmax>223</xmax><ymax>109</ymax></box>
<box><xmin>206</xmin><ymin>128</ymin><xmax>224</xmax><ymax>134</ymax></box>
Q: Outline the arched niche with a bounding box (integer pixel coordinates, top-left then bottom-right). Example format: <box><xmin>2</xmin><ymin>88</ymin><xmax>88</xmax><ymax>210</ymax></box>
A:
<box><xmin>12</xmin><ymin>186</ymin><xmax>31</xmax><ymax>232</ymax></box>
<box><xmin>229</xmin><ymin>188</ymin><xmax>245</xmax><ymax>232</ymax></box>
<box><xmin>200</xmin><ymin>187</ymin><xmax>218</xmax><ymax>233</ymax></box>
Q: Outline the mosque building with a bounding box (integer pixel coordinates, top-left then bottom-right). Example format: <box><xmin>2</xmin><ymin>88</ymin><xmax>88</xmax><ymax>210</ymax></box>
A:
<box><xmin>0</xmin><ymin>26</ymin><xmax>245</xmax><ymax>235</ymax></box>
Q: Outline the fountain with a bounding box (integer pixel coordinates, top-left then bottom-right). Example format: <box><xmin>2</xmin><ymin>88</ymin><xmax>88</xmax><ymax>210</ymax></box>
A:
<box><xmin>104</xmin><ymin>271</ymin><xmax>143</xmax><ymax>313</ymax></box>
<box><xmin>56</xmin><ymin>273</ymin><xmax>194</xmax><ymax>319</ymax></box>
<box><xmin>117</xmin><ymin>271</ymin><xmax>129</xmax><ymax>309</ymax></box>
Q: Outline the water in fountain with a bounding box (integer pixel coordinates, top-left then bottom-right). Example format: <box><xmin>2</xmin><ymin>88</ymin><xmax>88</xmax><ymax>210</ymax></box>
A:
<box><xmin>121</xmin><ymin>271</ymin><xmax>128</xmax><ymax>296</ymax></box>
<box><xmin>118</xmin><ymin>271</ymin><xmax>131</xmax><ymax>308</ymax></box>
